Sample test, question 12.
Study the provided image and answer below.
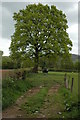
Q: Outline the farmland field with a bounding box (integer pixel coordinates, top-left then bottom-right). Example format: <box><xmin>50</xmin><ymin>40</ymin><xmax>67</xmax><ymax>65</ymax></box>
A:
<box><xmin>2</xmin><ymin>70</ymin><xmax>79</xmax><ymax>118</ymax></box>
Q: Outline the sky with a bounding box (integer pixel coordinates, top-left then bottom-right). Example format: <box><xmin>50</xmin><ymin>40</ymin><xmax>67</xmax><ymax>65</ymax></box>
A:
<box><xmin>0</xmin><ymin>0</ymin><xmax>79</xmax><ymax>56</ymax></box>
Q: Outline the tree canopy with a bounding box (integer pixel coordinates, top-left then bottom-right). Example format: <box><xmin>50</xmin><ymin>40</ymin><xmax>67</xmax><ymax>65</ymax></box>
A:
<box><xmin>9</xmin><ymin>3</ymin><xmax>72</xmax><ymax>72</ymax></box>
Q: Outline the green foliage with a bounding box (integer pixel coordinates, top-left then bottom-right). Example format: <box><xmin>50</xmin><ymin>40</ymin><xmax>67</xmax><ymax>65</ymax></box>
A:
<box><xmin>39</xmin><ymin>55</ymin><xmax>59</xmax><ymax>70</ymax></box>
<box><xmin>9</xmin><ymin>3</ymin><xmax>72</xmax><ymax>72</ymax></box>
<box><xmin>2</xmin><ymin>56</ymin><xmax>34</xmax><ymax>69</ymax></box>
<box><xmin>51</xmin><ymin>86</ymin><xmax>78</xmax><ymax>118</ymax></box>
<box><xmin>58</xmin><ymin>87</ymin><xmax>78</xmax><ymax>118</ymax></box>
<box><xmin>14</xmin><ymin>69</ymin><xmax>27</xmax><ymax>80</ymax></box>
<box><xmin>60</xmin><ymin>54</ymin><xmax>74</xmax><ymax>70</ymax></box>
<box><xmin>74</xmin><ymin>60</ymin><xmax>80</xmax><ymax>71</ymax></box>
<box><xmin>2</xmin><ymin>56</ymin><xmax>14</xmax><ymax>69</ymax></box>
<box><xmin>39</xmin><ymin>54</ymin><xmax>74</xmax><ymax>71</ymax></box>
<box><xmin>21</xmin><ymin>58</ymin><xmax>34</xmax><ymax>68</ymax></box>
<box><xmin>0</xmin><ymin>50</ymin><xmax>3</xmax><ymax>69</ymax></box>
<box><xmin>2</xmin><ymin>77</ymin><xmax>33</xmax><ymax>109</ymax></box>
<box><xmin>21</xmin><ymin>87</ymin><xmax>48</xmax><ymax>114</ymax></box>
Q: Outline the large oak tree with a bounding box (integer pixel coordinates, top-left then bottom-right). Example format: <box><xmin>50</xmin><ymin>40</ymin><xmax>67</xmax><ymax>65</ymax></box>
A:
<box><xmin>10</xmin><ymin>3</ymin><xmax>72</xmax><ymax>73</ymax></box>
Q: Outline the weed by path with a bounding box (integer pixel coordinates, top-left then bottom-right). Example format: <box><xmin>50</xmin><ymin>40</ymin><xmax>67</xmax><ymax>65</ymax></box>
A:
<box><xmin>2</xmin><ymin>77</ymin><xmax>33</xmax><ymax>110</ymax></box>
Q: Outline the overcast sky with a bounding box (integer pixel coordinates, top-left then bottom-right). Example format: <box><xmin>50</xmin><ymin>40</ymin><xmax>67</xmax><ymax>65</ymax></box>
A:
<box><xmin>0</xmin><ymin>0</ymin><xmax>79</xmax><ymax>56</ymax></box>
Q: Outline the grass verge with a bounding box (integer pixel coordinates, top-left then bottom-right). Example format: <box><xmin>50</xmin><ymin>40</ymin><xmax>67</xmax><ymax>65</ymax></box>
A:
<box><xmin>53</xmin><ymin>86</ymin><xmax>79</xmax><ymax>118</ymax></box>
<box><xmin>2</xmin><ymin>77</ymin><xmax>33</xmax><ymax>110</ymax></box>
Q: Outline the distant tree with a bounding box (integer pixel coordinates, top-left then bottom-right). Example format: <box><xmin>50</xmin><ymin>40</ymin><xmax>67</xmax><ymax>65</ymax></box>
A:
<box><xmin>21</xmin><ymin>57</ymin><xmax>34</xmax><ymax>68</ymax></box>
<box><xmin>60</xmin><ymin>54</ymin><xmax>74</xmax><ymax>71</ymax></box>
<box><xmin>74</xmin><ymin>60</ymin><xmax>80</xmax><ymax>71</ymax></box>
<box><xmin>2</xmin><ymin>56</ymin><xmax>14</xmax><ymax>69</ymax></box>
<box><xmin>39</xmin><ymin>54</ymin><xmax>59</xmax><ymax>69</ymax></box>
<box><xmin>0</xmin><ymin>50</ymin><xmax>3</xmax><ymax>69</ymax></box>
<box><xmin>9</xmin><ymin>3</ymin><xmax>72</xmax><ymax>73</ymax></box>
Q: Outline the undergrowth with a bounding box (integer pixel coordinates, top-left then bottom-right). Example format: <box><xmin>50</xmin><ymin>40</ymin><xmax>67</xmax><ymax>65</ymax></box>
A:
<box><xmin>58</xmin><ymin>87</ymin><xmax>79</xmax><ymax>118</ymax></box>
<box><xmin>2</xmin><ymin>77</ymin><xmax>33</xmax><ymax>110</ymax></box>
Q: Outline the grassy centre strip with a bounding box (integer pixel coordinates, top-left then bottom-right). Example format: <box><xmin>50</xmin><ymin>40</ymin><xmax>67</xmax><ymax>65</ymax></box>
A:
<box><xmin>21</xmin><ymin>87</ymin><xmax>48</xmax><ymax>115</ymax></box>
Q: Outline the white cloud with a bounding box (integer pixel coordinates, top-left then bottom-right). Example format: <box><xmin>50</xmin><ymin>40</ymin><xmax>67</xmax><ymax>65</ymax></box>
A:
<box><xmin>67</xmin><ymin>3</ymin><xmax>78</xmax><ymax>13</ymax></box>
<box><xmin>2</xmin><ymin>6</ymin><xmax>11</xmax><ymax>18</ymax></box>
<box><xmin>1</xmin><ymin>0</ymin><xmax>79</xmax><ymax>2</ymax></box>
<box><xmin>67</xmin><ymin>24</ymin><xmax>78</xmax><ymax>34</ymax></box>
<box><xmin>67</xmin><ymin>24</ymin><xmax>78</xmax><ymax>55</ymax></box>
<box><xmin>0</xmin><ymin>37</ymin><xmax>11</xmax><ymax>56</ymax></box>
<box><xmin>70</xmin><ymin>45</ymin><xmax>78</xmax><ymax>55</ymax></box>
<box><xmin>67</xmin><ymin>24</ymin><xmax>78</xmax><ymax>47</ymax></box>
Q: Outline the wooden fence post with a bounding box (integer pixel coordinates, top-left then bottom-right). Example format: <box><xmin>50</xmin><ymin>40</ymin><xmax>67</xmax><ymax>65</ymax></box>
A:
<box><xmin>64</xmin><ymin>73</ymin><xmax>67</xmax><ymax>88</ymax></box>
<box><xmin>66</xmin><ymin>79</ymin><xmax>68</xmax><ymax>89</ymax></box>
<box><xmin>68</xmin><ymin>75</ymin><xmax>70</xmax><ymax>89</ymax></box>
<box><xmin>71</xmin><ymin>77</ymin><xmax>74</xmax><ymax>92</ymax></box>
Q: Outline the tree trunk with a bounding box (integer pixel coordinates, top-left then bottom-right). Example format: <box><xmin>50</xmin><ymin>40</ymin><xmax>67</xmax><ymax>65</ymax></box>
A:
<box><xmin>33</xmin><ymin>47</ymin><xmax>39</xmax><ymax>73</ymax></box>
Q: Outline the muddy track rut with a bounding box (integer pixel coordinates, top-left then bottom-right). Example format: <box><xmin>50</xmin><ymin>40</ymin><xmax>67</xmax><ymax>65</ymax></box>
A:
<box><xmin>2</xmin><ymin>87</ymin><xmax>40</xmax><ymax>118</ymax></box>
<box><xmin>3</xmin><ymin>84</ymin><xmax>60</xmax><ymax>118</ymax></box>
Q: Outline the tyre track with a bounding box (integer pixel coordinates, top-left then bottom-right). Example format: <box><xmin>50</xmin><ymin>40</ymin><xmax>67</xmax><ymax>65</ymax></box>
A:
<box><xmin>2</xmin><ymin>87</ymin><xmax>40</xmax><ymax>118</ymax></box>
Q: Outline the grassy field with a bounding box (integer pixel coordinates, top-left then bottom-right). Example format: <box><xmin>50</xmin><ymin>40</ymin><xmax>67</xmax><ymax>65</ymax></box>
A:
<box><xmin>2</xmin><ymin>71</ymin><xmax>79</xmax><ymax>118</ymax></box>
<box><xmin>27</xmin><ymin>71</ymin><xmax>78</xmax><ymax>97</ymax></box>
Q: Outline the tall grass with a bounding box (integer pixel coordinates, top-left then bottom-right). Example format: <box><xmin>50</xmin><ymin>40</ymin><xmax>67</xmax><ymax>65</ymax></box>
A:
<box><xmin>2</xmin><ymin>77</ymin><xmax>33</xmax><ymax>109</ymax></box>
